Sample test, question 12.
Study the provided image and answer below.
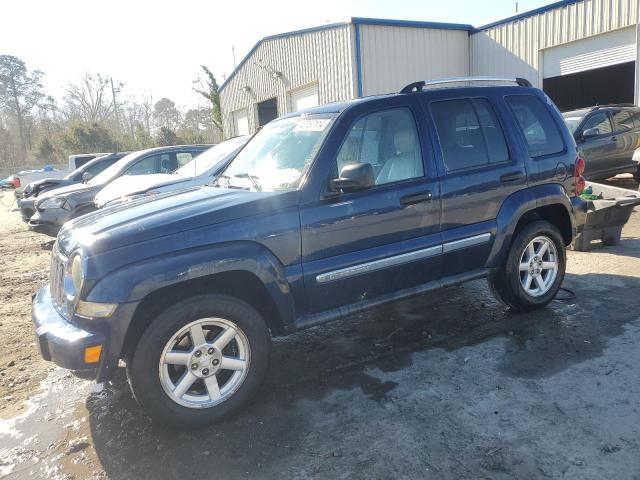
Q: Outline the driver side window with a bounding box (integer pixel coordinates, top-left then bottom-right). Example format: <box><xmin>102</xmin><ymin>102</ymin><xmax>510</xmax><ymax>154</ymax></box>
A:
<box><xmin>335</xmin><ymin>108</ymin><xmax>424</xmax><ymax>186</ymax></box>
<box><xmin>583</xmin><ymin>112</ymin><xmax>612</xmax><ymax>136</ymax></box>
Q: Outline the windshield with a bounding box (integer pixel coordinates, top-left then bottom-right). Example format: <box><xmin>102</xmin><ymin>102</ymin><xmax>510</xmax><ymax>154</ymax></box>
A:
<box><xmin>89</xmin><ymin>151</ymin><xmax>141</xmax><ymax>186</ymax></box>
<box><xmin>563</xmin><ymin>115</ymin><xmax>583</xmax><ymax>135</ymax></box>
<box><xmin>216</xmin><ymin>114</ymin><xmax>335</xmax><ymax>192</ymax></box>
<box><xmin>176</xmin><ymin>137</ymin><xmax>248</xmax><ymax>177</ymax></box>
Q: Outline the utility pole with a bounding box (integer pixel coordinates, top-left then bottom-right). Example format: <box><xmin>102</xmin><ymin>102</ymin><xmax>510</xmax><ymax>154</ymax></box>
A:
<box><xmin>515</xmin><ymin>1</ymin><xmax>518</xmax><ymax>13</ymax></box>
<box><xmin>110</xmin><ymin>77</ymin><xmax>120</xmax><ymax>130</ymax></box>
<box><xmin>232</xmin><ymin>46</ymin><xmax>237</xmax><ymax>69</ymax></box>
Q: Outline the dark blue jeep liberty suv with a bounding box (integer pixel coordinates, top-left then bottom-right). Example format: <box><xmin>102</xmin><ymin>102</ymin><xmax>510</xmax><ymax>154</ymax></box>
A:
<box><xmin>32</xmin><ymin>77</ymin><xmax>586</xmax><ymax>427</ymax></box>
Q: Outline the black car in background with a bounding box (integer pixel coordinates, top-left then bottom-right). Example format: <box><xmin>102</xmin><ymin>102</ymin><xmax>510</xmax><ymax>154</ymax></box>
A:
<box><xmin>563</xmin><ymin>105</ymin><xmax>640</xmax><ymax>181</ymax></box>
<box><xmin>18</xmin><ymin>152</ymin><xmax>129</xmax><ymax>222</ymax></box>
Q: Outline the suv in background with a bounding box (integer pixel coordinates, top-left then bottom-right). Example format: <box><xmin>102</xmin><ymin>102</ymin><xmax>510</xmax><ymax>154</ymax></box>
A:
<box><xmin>18</xmin><ymin>152</ymin><xmax>129</xmax><ymax>221</ymax></box>
<box><xmin>68</xmin><ymin>153</ymin><xmax>110</xmax><ymax>171</ymax></box>
<box><xmin>32</xmin><ymin>78</ymin><xmax>585</xmax><ymax>427</ymax></box>
<box><xmin>562</xmin><ymin>104</ymin><xmax>640</xmax><ymax>181</ymax></box>
<box><xmin>29</xmin><ymin>145</ymin><xmax>211</xmax><ymax>237</ymax></box>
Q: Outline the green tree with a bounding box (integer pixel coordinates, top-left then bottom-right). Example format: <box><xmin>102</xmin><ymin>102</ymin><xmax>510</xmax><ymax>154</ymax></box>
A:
<box><xmin>0</xmin><ymin>55</ymin><xmax>45</xmax><ymax>155</ymax></box>
<box><xmin>133</xmin><ymin>120</ymin><xmax>153</xmax><ymax>148</ymax></box>
<box><xmin>58</xmin><ymin>121</ymin><xmax>118</xmax><ymax>155</ymax></box>
<box><xmin>153</xmin><ymin>98</ymin><xmax>181</xmax><ymax>131</ymax></box>
<box><xmin>193</xmin><ymin>65</ymin><xmax>222</xmax><ymax>135</ymax></box>
<box><xmin>36</xmin><ymin>136</ymin><xmax>57</xmax><ymax>163</ymax></box>
<box><xmin>155</xmin><ymin>126</ymin><xmax>180</xmax><ymax>146</ymax></box>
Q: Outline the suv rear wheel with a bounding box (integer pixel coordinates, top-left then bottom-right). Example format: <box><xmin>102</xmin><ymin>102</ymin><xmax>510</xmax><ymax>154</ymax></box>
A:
<box><xmin>127</xmin><ymin>294</ymin><xmax>270</xmax><ymax>428</ymax></box>
<box><xmin>488</xmin><ymin>220</ymin><xmax>566</xmax><ymax>311</ymax></box>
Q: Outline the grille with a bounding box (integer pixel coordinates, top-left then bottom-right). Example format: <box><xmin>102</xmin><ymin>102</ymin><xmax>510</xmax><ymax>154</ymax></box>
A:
<box><xmin>50</xmin><ymin>246</ymin><xmax>68</xmax><ymax>316</ymax></box>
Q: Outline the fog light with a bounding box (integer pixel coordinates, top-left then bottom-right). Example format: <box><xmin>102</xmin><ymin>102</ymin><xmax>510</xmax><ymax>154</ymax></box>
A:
<box><xmin>84</xmin><ymin>345</ymin><xmax>103</xmax><ymax>364</ymax></box>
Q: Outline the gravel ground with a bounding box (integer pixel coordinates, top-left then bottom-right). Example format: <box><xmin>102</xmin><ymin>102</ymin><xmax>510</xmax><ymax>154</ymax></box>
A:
<box><xmin>1</xmin><ymin>178</ymin><xmax>639</xmax><ymax>479</ymax></box>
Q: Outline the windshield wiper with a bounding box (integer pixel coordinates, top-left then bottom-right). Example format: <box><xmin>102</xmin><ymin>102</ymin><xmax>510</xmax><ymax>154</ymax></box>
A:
<box><xmin>234</xmin><ymin>173</ymin><xmax>262</xmax><ymax>192</ymax></box>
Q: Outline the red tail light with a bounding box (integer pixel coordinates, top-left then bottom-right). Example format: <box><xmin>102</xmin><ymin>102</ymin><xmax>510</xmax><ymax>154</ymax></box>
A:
<box><xmin>574</xmin><ymin>156</ymin><xmax>585</xmax><ymax>196</ymax></box>
<box><xmin>12</xmin><ymin>176</ymin><xmax>21</xmax><ymax>188</ymax></box>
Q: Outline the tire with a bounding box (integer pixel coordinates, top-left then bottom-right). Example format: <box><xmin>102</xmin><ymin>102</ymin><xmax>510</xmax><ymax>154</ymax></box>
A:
<box><xmin>488</xmin><ymin>220</ymin><xmax>566</xmax><ymax>311</ymax></box>
<box><xmin>127</xmin><ymin>294</ymin><xmax>271</xmax><ymax>428</ymax></box>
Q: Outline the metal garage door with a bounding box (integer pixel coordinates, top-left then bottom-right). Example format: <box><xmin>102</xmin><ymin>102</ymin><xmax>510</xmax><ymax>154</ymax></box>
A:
<box><xmin>232</xmin><ymin>109</ymin><xmax>249</xmax><ymax>136</ymax></box>
<box><xmin>543</xmin><ymin>27</ymin><xmax>636</xmax><ymax>78</ymax></box>
<box><xmin>289</xmin><ymin>83</ymin><xmax>319</xmax><ymax>112</ymax></box>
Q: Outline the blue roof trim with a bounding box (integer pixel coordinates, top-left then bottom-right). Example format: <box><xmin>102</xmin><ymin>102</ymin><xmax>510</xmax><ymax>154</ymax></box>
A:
<box><xmin>475</xmin><ymin>0</ymin><xmax>582</xmax><ymax>31</ymax></box>
<box><xmin>219</xmin><ymin>22</ymin><xmax>350</xmax><ymax>93</ymax></box>
<box><xmin>350</xmin><ymin>17</ymin><xmax>474</xmax><ymax>31</ymax></box>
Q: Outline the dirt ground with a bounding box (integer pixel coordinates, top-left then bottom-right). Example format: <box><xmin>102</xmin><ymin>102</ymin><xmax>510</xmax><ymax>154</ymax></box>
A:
<box><xmin>1</xmin><ymin>178</ymin><xmax>640</xmax><ymax>479</ymax></box>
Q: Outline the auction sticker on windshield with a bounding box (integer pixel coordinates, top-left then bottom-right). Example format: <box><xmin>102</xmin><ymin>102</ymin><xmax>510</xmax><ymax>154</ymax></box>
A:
<box><xmin>294</xmin><ymin>118</ymin><xmax>331</xmax><ymax>132</ymax></box>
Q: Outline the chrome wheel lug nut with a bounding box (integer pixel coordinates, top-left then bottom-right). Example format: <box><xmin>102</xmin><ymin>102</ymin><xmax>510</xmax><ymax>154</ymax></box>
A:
<box><xmin>202</xmin><ymin>368</ymin><xmax>209</xmax><ymax>376</ymax></box>
<box><xmin>191</xmin><ymin>363</ymin><xmax>198</xmax><ymax>370</ymax></box>
<box><xmin>194</xmin><ymin>350</ymin><xmax>202</xmax><ymax>357</ymax></box>
<box><xmin>208</xmin><ymin>348</ymin><xmax>215</xmax><ymax>355</ymax></box>
<box><xmin>212</xmin><ymin>359</ymin><xmax>220</xmax><ymax>366</ymax></box>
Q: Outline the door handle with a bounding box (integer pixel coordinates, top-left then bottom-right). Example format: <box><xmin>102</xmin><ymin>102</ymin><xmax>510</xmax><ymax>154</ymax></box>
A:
<box><xmin>500</xmin><ymin>171</ymin><xmax>525</xmax><ymax>183</ymax></box>
<box><xmin>611</xmin><ymin>137</ymin><xmax>617</xmax><ymax>142</ymax></box>
<box><xmin>400</xmin><ymin>191</ymin><xmax>433</xmax><ymax>205</ymax></box>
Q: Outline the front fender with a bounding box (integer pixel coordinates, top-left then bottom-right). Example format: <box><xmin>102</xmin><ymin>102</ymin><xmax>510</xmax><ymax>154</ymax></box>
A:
<box><xmin>86</xmin><ymin>241</ymin><xmax>296</xmax><ymax>328</ymax></box>
<box><xmin>486</xmin><ymin>183</ymin><xmax>575</xmax><ymax>268</ymax></box>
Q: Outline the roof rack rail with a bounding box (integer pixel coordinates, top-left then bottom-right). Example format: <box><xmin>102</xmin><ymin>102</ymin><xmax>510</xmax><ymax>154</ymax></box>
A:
<box><xmin>591</xmin><ymin>103</ymin><xmax>637</xmax><ymax>111</ymax></box>
<box><xmin>400</xmin><ymin>77</ymin><xmax>532</xmax><ymax>94</ymax></box>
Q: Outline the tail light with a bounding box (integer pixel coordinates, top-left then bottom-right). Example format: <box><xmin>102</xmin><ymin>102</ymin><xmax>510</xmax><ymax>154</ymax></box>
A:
<box><xmin>11</xmin><ymin>176</ymin><xmax>21</xmax><ymax>188</ymax></box>
<box><xmin>574</xmin><ymin>156</ymin><xmax>585</xmax><ymax>196</ymax></box>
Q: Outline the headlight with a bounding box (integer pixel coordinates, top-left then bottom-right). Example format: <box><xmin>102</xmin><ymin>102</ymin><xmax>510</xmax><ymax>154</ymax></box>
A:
<box><xmin>70</xmin><ymin>254</ymin><xmax>84</xmax><ymax>295</ymax></box>
<box><xmin>38</xmin><ymin>197</ymin><xmax>67</xmax><ymax>210</ymax></box>
<box><xmin>64</xmin><ymin>253</ymin><xmax>85</xmax><ymax>305</ymax></box>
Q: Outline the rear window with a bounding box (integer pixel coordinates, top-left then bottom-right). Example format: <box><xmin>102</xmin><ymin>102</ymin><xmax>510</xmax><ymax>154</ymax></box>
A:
<box><xmin>430</xmin><ymin>98</ymin><xmax>509</xmax><ymax>172</ymax></box>
<box><xmin>506</xmin><ymin>95</ymin><xmax>564</xmax><ymax>158</ymax></box>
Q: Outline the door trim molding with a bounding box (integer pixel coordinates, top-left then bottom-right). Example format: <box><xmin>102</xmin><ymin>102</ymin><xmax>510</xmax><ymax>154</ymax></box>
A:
<box><xmin>315</xmin><ymin>232</ymin><xmax>491</xmax><ymax>284</ymax></box>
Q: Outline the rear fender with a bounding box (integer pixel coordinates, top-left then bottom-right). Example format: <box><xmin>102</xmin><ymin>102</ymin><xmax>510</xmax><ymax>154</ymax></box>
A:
<box><xmin>486</xmin><ymin>184</ymin><xmax>575</xmax><ymax>267</ymax></box>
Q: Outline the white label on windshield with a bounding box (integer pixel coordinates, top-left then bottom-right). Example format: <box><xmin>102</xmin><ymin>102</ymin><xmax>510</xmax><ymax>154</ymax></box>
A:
<box><xmin>294</xmin><ymin>119</ymin><xmax>330</xmax><ymax>132</ymax></box>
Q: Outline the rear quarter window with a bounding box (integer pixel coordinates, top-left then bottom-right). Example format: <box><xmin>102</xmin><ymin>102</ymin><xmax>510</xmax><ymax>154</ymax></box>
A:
<box><xmin>506</xmin><ymin>95</ymin><xmax>564</xmax><ymax>158</ymax></box>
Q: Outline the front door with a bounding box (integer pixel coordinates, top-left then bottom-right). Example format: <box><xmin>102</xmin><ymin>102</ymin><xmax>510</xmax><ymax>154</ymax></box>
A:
<box><xmin>576</xmin><ymin>110</ymin><xmax>617</xmax><ymax>178</ymax></box>
<box><xmin>299</xmin><ymin>99</ymin><xmax>441</xmax><ymax>315</ymax></box>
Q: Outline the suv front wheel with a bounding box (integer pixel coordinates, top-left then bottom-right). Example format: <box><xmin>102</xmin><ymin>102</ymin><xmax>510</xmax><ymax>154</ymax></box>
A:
<box><xmin>127</xmin><ymin>294</ymin><xmax>271</xmax><ymax>428</ymax></box>
<box><xmin>489</xmin><ymin>220</ymin><xmax>566</xmax><ymax>311</ymax></box>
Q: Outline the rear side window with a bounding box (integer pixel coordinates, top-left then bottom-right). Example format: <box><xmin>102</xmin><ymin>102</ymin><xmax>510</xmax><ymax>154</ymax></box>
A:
<box><xmin>85</xmin><ymin>158</ymin><xmax>118</xmax><ymax>176</ymax></box>
<box><xmin>612</xmin><ymin>110</ymin><xmax>635</xmax><ymax>132</ymax></box>
<box><xmin>506</xmin><ymin>95</ymin><xmax>564</xmax><ymax>158</ymax></box>
<box><xmin>430</xmin><ymin>98</ymin><xmax>509</xmax><ymax>172</ymax></box>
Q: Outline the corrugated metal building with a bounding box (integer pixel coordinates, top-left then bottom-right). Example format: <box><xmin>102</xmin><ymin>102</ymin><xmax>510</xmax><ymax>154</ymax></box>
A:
<box><xmin>470</xmin><ymin>0</ymin><xmax>640</xmax><ymax>111</ymax></box>
<box><xmin>219</xmin><ymin>18</ymin><xmax>472</xmax><ymax>137</ymax></box>
<box><xmin>220</xmin><ymin>1</ymin><xmax>640</xmax><ymax>137</ymax></box>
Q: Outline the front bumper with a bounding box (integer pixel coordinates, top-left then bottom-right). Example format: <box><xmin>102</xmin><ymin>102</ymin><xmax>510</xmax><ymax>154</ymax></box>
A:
<box><xmin>32</xmin><ymin>286</ymin><xmax>105</xmax><ymax>377</ymax></box>
<box><xmin>17</xmin><ymin>198</ymin><xmax>36</xmax><ymax>222</ymax></box>
<box><xmin>28</xmin><ymin>208</ymin><xmax>71</xmax><ymax>237</ymax></box>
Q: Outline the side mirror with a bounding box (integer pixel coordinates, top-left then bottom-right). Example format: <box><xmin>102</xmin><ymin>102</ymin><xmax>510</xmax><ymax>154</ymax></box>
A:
<box><xmin>330</xmin><ymin>163</ymin><xmax>375</xmax><ymax>193</ymax></box>
<box><xmin>582</xmin><ymin>127</ymin><xmax>600</xmax><ymax>139</ymax></box>
<box><xmin>81</xmin><ymin>172</ymin><xmax>94</xmax><ymax>182</ymax></box>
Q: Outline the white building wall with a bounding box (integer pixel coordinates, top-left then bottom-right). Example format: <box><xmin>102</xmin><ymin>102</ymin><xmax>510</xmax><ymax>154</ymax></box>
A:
<box><xmin>220</xmin><ymin>25</ymin><xmax>356</xmax><ymax>138</ymax></box>
<box><xmin>359</xmin><ymin>25</ymin><xmax>470</xmax><ymax>96</ymax></box>
<box><xmin>470</xmin><ymin>0</ymin><xmax>640</xmax><ymax>88</ymax></box>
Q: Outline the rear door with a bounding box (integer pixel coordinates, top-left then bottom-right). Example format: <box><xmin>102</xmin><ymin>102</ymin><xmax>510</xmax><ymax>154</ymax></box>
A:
<box><xmin>575</xmin><ymin>110</ymin><xmax>617</xmax><ymax>178</ymax></box>
<box><xmin>299</xmin><ymin>96</ymin><xmax>441</xmax><ymax>314</ymax></box>
<box><xmin>421</xmin><ymin>92</ymin><xmax>528</xmax><ymax>276</ymax></box>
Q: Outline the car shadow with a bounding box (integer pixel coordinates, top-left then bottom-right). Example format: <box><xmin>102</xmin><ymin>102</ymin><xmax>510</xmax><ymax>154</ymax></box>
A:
<box><xmin>84</xmin><ymin>269</ymin><xmax>640</xmax><ymax>479</ymax></box>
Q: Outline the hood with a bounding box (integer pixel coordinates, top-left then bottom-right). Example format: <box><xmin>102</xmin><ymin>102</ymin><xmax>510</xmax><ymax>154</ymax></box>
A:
<box><xmin>95</xmin><ymin>174</ymin><xmax>188</xmax><ymax>207</ymax></box>
<box><xmin>57</xmin><ymin>186</ymin><xmax>296</xmax><ymax>255</ymax></box>
<box><xmin>37</xmin><ymin>182</ymin><xmax>93</xmax><ymax>203</ymax></box>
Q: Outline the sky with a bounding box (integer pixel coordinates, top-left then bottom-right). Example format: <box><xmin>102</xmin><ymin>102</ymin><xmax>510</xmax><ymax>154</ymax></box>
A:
<box><xmin>0</xmin><ymin>0</ymin><xmax>557</xmax><ymax>111</ymax></box>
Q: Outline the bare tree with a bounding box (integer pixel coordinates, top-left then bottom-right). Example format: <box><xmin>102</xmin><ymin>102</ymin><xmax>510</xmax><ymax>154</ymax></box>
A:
<box><xmin>64</xmin><ymin>72</ymin><xmax>114</xmax><ymax>123</ymax></box>
<box><xmin>0</xmin><ymin>55</ymin><xmax>44</xmax><ymax>154</ymax></box>
<box><xmin>152</xmin><ymin>97</ymin><xmax>181</xmax><ymax>131</ymax></box>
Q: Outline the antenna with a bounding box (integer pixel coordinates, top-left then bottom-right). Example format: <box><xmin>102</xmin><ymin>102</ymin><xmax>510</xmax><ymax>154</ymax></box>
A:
<box><xmin>232</xmin><ymin>46</ymin><xmax>237</xmax><ymax>69</ymax></box>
